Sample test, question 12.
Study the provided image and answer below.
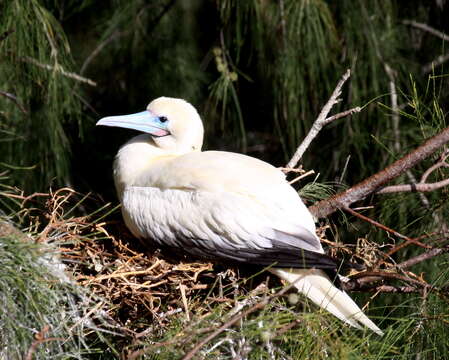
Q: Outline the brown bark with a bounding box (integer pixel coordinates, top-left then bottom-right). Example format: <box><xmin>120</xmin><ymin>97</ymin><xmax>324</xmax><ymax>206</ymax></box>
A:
<box><xmin>309</xmin><ymin>126</ymin><xmax>449</xmax><ymax>218</ymax></box>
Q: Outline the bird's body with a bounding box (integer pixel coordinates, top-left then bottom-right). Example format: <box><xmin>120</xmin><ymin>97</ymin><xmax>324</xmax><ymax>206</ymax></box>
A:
<box><xmin>97</xmin><ymin>97</ymin><xmax>383</xmax><ymax>335</ymax></box>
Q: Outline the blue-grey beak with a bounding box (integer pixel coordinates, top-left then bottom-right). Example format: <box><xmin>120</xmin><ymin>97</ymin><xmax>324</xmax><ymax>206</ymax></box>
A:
<box><xmin>96</xmin><ymin>110</ymin><xmax>169</xmax><ymax>137</ymax></box>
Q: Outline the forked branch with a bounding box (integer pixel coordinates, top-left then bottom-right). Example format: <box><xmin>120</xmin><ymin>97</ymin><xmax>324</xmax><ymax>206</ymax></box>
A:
<box><xmin>309</xmin><ymin>126</ymin><xmax>449</xmax><ymax>218</ymax></box>
<box><xmin>286</xmin><ymin>69</ymin><xmax>360</xmax><ymax>169</ymax></box>
<box><xmin>376</xmin><ymin>150</ymin><xmax>449</xmax><ymax>194</ymax></box>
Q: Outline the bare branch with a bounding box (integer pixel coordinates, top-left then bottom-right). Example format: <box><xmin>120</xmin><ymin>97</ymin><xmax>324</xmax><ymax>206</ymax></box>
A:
<box><xmin>343</xmin><ymin>283</ymin><xmax>420</xmax><ymax>294</ymax></box>
<box><xmin>344</xmin><ymin>207</ymin><xmax>431</xmax><ymax>249</ymax></box>
<box><xmin>286</xmin><ymin>69</ymin><xmax>354</xmax><ymax>169</ymax></box>
<box><xmin>403</xmin><ymin>20</ymin><xmax>449</xmax><ymax>42</ymax></box>
<box><xmin>21</xmin><ymin>57</ymin><xmax>97</xmax><ymax>86</ymax></box>
<box><xmin>343</xmin><ymin>269</ymin><xmax>449</xmax><ymax>296</ymax></box>
<box><xmin>309</xmin><ymin>126</ymin><xmax>449</xmax><ymax>218</ymax></box>
<box><xmin>420</xmin><ymin>150</ymin><xmax>449</xmax><ymax>183</ymax></box>
<box><xmin>397</xmin><ymin>247</ymin><xmax>449</xmax><ymax>269</ymax></box>
<box><xmin>0</xmin><ymin>90</ymin><xmax>27</xmax><ymax>113</ymax></box>
<box><xmin>376</xmin><ymin>151</ymin><xmax>449</xmax><ymax>194</ymax></box>
<box><xmin>289</xmin><ymin>169</ymin><xmax>315</xmax><ymax>185</ymax></box>
<box><xmin>345</xmin><ymin>271</ymin><xmax>432</xmax><ymax>291</ymax></box>
<box><xmin>80</xmin><ymin>31</ymin><xmax>127</xmax><ymax>75</ymax></box>
<box><xmin>423</xmin><ymin>52</ymin><xmax>449</xmax><ymax>74</ymax></box>
<box><xmin>279</xmin><ymin>166</ymin><xmax>304</xmax><ymax>174</ymax></box>
<box><xmin>376</xmin><ymin>178</ymin><xmax>449</xmax><ymax>194</ymax></box>
<box><xmin>325</xmin><ymin>106</ymin><xmax>361</xmax><ymax>123</ymax></box>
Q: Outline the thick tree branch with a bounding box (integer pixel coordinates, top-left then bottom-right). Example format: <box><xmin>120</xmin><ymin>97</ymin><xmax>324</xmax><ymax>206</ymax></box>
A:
<box><xmin>309</xmin><ymin>126</ymin><xmax>449</xmax><ymax>218</ymax></box>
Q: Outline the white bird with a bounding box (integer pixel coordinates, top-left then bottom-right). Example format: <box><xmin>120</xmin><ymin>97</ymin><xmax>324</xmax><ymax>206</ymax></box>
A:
<box><xmin>97</xmin><ymin>97</ymin><xmax>383</xmax><ymax>335</ymax></box>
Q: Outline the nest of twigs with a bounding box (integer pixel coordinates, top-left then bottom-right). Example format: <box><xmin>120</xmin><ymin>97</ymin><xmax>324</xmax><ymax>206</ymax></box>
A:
<box><xmin>5</xmin><ymin>186</ymin><xmax>435</xmax><ymax>344</ymax></box>
<box><xmin>67</xmin><ymin>231</ymin><xmax>235</xmax><ymax>331</ymax></box>
<box><xmin>13</xmin><ymin>188</ymin><xmax>282</xmax><ymax>336</ymax></box>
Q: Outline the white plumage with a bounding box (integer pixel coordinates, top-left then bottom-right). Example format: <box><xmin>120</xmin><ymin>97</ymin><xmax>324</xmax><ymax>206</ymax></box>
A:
<box><xmin>97</xmin><ymin>97</ymin><xmax>383</xmax><ymax>335</ymax></box>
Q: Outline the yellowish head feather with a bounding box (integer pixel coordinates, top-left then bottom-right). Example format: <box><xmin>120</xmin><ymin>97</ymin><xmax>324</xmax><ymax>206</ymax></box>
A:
<box><xmin>147</xmin><ymin>97</ymin><xmax>204</xmax><ymax>153</ymax></box>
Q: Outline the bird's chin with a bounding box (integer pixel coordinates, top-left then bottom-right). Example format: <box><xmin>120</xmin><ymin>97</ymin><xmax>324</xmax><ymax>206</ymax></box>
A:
<box><xmin>150</xmin><ymin>129</ymin><xmax>170</xmax><ymax>137</ymax></box>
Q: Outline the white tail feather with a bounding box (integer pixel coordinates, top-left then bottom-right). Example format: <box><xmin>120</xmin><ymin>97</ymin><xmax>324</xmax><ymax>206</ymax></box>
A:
<box><xmin>270</xmin><ymin>268</ymin><xmax>384</xmax><ymax>336</ymax></box>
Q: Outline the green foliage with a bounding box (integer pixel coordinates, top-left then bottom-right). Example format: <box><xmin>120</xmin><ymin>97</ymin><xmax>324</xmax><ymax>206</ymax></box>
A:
<box><xmin>357</xmin><ymin>74</ymin><xmax>449</xmax><ymax>248</ymax></box>
<box><xmin>210</xmin><ymin>0</ymin><xmax>339</xmax><ymax>156</ymax></box>
<box><xmin>1</xmin><ymin>0</ymin><xmax>447</xmax><ymax>193</ymax></box>
<box><xmin>0</xmin><ymin>234</ymin><xmax>116</xmax><ymax>359</ymax></box>
<box><xmin>0</xmin><ymin>0</ymin><xmax>85</xmax><ymax>191</ymax></box>
<box><xmin>77</xmin><ymin>0</ymin><xmax>207</xmax><ymax>109</ymax></box>
<box><xmin>123</xmin><ymin>287</ymin><xmax>448</xmax><ymax>359</ymax></box>
<box><xmin>211</xmin><ymin>0</ymin><xmax>448</xmax><ymax>175</ymax></box>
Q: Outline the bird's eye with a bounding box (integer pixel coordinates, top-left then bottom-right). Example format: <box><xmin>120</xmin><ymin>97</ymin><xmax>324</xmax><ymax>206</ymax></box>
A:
<box><xmin>159</xmin><ymin>116</ymin><xmax>168</xmax><ymax>123</ymax></box>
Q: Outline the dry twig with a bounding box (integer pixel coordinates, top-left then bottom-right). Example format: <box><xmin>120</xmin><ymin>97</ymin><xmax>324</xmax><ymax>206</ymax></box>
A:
<box><xmin>403</xmin><ymin>20</ymin><xmax>449</xmax><ymax>42</ymax></box>
<box><xmin>423</xmin><ymin>52</ymin><xmax>449</xmax><ymax>74</ymax></box>
<box><xmin>0</xmin><ymin>90</ymin><xmax>28</xmax><ymax>113</ymax></box>
<box><xmin>289</xmin><ymin>169</ymin><xmax>315</xmax><ymax>185</ymax></box>
<box><xmin>21</xmin><ymin>57</ymin><xmax>97</xmax><ymax>86</ymax></box>
<box><xmin>24</xmin><ymin>325</ymin><xmax>62</xmax><ymax>360</ymax></box>
<box><xmin>344</xmin><ymin>271</ymin><xmax>432</xmax><ymax>292</ymax></box>
<box><xmin>397</xmin><ymin>247</ymin><xmax>449</xmax><ymax>270</ymax></box>
<box><xmin>80</xmin><ymin>31</ymin><xmax>127</xmax><ymax>75</ymax></box>
<box><xmin>286</xmin><ymin>69</ymin><xmax>359</xmax><ymax>169</ymax></box>
<box><xmin>344</xmin><ymin>207</ymin><xmax>431</xmax><ymax>250</ymax></box>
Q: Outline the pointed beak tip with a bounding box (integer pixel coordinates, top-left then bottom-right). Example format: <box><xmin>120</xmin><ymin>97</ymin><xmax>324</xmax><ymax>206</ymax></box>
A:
<box><xmin>96</xmin><ymin>118</ymin><xmax>107</xmax><ymax>126</ymax></box>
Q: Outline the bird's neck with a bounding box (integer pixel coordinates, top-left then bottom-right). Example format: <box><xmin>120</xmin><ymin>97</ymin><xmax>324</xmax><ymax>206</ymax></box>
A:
<box><xmin>113</xmin><ymin>134</ymin><xmax>192</xmax><ymax>197</ymax></box>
